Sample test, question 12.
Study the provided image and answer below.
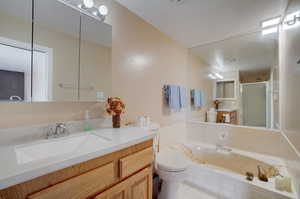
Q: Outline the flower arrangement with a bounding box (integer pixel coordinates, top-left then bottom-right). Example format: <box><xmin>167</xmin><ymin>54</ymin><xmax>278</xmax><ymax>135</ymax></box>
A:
<box><xmin>106</xmin><ymin>97</ymin><xmax>125</xmax><ymax>128</ymax></box>
<box><xmin>213</xmin><ymin>100</ymin><xmax>222</xmax><ymax>110</ymax></box>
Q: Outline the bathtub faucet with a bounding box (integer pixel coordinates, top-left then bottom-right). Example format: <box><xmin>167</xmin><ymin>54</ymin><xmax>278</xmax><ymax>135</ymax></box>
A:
<box><xmin>216</xmin><ymin>144</ymin><xmax>232</xmax><ymax>153</ymax></box>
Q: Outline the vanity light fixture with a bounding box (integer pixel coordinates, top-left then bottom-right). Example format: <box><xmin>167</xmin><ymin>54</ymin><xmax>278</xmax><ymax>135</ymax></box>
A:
<box><xmin>57</xmin><ymin>0</ymin><xmax>108</xmax><ymax>22</ymax></box>
<box><xmin>214</xmin><ymin>73</ymin><xmax>224</xmax><ymax>80</ymax></box>
<box><xmin>83</xmin><ymin>0</ymin><xmax>94</xmax><ymax>8</ymax></box>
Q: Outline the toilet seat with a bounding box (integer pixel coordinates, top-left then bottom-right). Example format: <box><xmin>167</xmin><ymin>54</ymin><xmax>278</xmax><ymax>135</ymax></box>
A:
<box><xmin>156</xmin><ymin>151</ymin><xmax>189</xmax><ymax>172</ymax></box>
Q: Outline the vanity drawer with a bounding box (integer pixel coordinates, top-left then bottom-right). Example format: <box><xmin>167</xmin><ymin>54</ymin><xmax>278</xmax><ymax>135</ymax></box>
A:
<box><xmin>28</xmin><ymin>162</ymin><xmax>117</xmax><ymax>199</ymax></box>
<box><xmin>119</xmin><ymin>147</ymin><xmax>153</xmax><ymax>179</ymax></box>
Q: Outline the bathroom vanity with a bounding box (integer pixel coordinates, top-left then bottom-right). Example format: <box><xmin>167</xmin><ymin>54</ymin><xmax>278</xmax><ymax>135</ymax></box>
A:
<box><xmin>0</xmin><ymin>128</ymin><xmax>155</xmax><ymax>199</ymax></box>
<box><xmin>216</xmin><ymin>109</ymin><xmax>237</xmax><ymax>124</ymax></box>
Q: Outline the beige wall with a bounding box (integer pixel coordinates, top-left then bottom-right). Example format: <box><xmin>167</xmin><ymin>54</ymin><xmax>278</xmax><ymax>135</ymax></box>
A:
<box><xmin>108</xmin><ymin>2</ymin><xmax>189</xmax><ymax>126</ymax></box>
<box><xmin>0</xmin><ymin>102</ymin><xmax>105</xmax><ymax>129</ymax></box>
<box><xmin>187</xmin><ymin>53</ymin><xmax>214</xmax><ymax>121</ymax></box>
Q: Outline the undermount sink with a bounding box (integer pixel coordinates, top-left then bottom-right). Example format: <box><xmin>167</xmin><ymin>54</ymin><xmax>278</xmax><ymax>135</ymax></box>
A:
<box><xmin>15</xmin><ymin>133</ymin><xmax>111</xmax><ymax>164</ymax></box>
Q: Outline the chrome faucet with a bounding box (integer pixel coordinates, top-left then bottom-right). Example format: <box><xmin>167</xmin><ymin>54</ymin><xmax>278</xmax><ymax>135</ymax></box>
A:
<box><xmin>46</xmin><ymin>123</ymin><xmax>69</xmax><ymax>139</ymax></box>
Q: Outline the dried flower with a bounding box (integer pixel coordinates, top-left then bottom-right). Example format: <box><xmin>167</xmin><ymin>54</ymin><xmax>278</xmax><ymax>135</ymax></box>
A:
<box><xmin>106</xmin><ymin>97</ymin><xmax>125</xmax><ymax>116</ymax></box>
<box><xmin>213</xmin><ymin>100</ymin><xmax>222</xmax><ymax>105</ymax></box>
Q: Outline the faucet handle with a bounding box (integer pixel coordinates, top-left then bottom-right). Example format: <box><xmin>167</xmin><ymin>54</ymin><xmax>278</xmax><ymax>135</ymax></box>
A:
<box><xmin>56</xmin><ymin>122</ymin><xmax>69</xmax><ymax>136</ymax></box>
<box><xmin>46</xmin><ymin>125</ymin><xmax>55</xmax><ymax>139</ymax></box>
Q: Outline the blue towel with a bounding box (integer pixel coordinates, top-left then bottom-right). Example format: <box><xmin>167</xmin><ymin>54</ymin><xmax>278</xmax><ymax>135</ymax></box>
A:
<box><xmin>191</xmin><ymin>89</ymin><xmax>204</xmax><ymax>107</ymax></box>
<box><xmin>179</xmin><ymin>87</ymin><xmax>187</xmax><ymax>108</ymax></box>
<box><xmin>165</xmin><ymin>85</ymin><xmax>181</xmax><ymax>110</ymax></box>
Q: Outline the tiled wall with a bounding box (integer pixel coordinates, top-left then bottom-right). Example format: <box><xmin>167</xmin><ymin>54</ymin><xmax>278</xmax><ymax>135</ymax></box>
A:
<box><xmin>0</xmin><ymin>102</ymin><xmax>105</xmax><ymax>129</ymax></box>
<box><xmin>186</xmin><ymin>122</ymin><xmax>282</xmax><ymax>157</ymax></box>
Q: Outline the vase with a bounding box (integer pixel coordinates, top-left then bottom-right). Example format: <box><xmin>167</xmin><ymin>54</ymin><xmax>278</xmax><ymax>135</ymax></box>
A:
<box><xmin>112</xmin><ymin>114</ymin><xmax>121</xmax><ymax>128</ymax></box>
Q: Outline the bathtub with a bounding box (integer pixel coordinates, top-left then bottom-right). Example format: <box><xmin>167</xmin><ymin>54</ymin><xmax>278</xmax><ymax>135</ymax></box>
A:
<box><xmin>169</xmin><ymin>142</ymin><xmax>296</xmax><ymax>199</ymax></box>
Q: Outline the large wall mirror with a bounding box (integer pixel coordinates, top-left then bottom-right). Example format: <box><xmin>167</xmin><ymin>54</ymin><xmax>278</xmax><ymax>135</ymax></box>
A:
<box><xmin>190</xmin><ymin>31</ymin><xmax>279</xmax><ymax>130</ymax></box>
<box><xmin>79</xmin><ymin>13</ymin><xmax>112</xmax><ymax>102</ymax></box>
<box><xmin>0</xmin><ymin>0</ymin><xmax>32</xmax><ymax>102</ymax></box>
<box><xmin>0</xmin><ymin>0</ymin><xmax>112</xmax><ymax>102</ymax></box>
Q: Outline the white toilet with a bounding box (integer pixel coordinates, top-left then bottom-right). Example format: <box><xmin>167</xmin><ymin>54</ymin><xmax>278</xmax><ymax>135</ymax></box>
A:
<box><xmin>156</xmin><ymin>150</ymin><xmax>189</xmax><ymax>199</ymax></box>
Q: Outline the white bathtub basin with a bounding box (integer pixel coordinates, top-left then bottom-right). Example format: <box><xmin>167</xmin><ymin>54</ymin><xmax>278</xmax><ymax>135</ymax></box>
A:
<box><xmin>168</xmin><ymin>143</ymin><xmax>295</xmax><ymax>199</ymax></box>
<box><xmin>15</xmin><ymin>134</ymin><xmax>111</xmax><ymax>164</ymax></box>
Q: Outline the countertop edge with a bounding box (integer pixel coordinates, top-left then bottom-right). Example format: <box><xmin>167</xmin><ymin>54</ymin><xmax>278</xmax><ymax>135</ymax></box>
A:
<box><xmin>0</xmin><ymin>133</ymin><xmax>155</xmax><ymax>190</ymax></box>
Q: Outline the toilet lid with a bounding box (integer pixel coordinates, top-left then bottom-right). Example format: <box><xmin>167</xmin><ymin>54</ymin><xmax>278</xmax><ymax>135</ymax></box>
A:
<box><xmin>156</xmin><ymin>151</ymin><xmax>189</xmax><ymax>172</ymax></box>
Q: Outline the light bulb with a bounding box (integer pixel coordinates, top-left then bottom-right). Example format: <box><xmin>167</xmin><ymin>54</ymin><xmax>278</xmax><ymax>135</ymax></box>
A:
<box><xmin>83</xmin><ymin>0</ymin><xmax>94</xmax><ymax>8</ymax></box>
<box><xmin>98</xmin><ymin>5</ymin><xmax>108</xmax><ymax>16</ymax></box>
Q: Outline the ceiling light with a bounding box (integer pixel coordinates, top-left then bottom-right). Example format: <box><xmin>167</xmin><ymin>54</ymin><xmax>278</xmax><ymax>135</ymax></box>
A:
<box><xmin>262</xmin><ymin>27</ymin><xmax>278</xmax><ymax>35</ymax></box>
<box><xmin>98</xmin><ymin>5</ymin><xmax>108</xmax><ymax>16</ymax></box>
<box><xmin>208</xmin><ymin>74</ymin><xmax>217</xmax><ymax>80</ymax></box>
<box><xmin>261</xmin><ymin>17</ymin><xmax>281</xmax><ymax>28</ymax></box>
<box><xmin>215</xmin><ymin>73</ymin><xmax>224</xmax><ymax>79</ymax></box>
<box><xmin>83</xmin><ymin>0</ymin><xmax>94</xmax><ymax>8</ymax></box>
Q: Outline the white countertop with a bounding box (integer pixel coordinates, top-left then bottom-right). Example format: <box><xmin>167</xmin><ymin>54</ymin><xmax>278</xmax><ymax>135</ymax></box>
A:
<box><xmin>0</xmin><ymin>127</ymin><xmax>156</xmax><ymax>190</ymax></box>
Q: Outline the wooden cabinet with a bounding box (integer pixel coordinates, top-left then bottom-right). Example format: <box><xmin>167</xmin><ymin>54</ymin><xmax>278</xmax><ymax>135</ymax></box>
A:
<box><xmin>95</xmin><ymin>166</ymin><xmax>152</xmax><ymax>199</ymax></box>
<box><xmin>216</xmin><ymin>110</ymin><xmax>237</xmax><ymax>124</ymax></box>
<box><xmin>28</xmin><ymin>163</ymin><xmax>116</xmax><ymax>199</ymax></box>
<box><xmin>119</xmin><ymin>147</ymin><xmax>153</xmax><ymax>179</ymax></box>
<box><xmin>0</xmin><ymin>140</ymin><xmax>153</xmax><ymax>199</ymax></box>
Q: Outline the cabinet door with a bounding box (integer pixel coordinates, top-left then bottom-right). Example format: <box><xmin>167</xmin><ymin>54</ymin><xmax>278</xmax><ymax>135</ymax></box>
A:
<box><xmin>96</xmin><ymin>166</ymin><xmax>152</xmax><ymax>199</ymax></box>
<box><xmin>28</xmin><ymin>162</ymin><xmax>117</xmax><ymax>199</ymax></box>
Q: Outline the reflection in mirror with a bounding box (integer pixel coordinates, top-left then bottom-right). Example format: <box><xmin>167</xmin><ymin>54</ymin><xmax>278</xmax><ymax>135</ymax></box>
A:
<box><xmin>33</xmin><ymin>0</ymin><xmax>80</xmax><ymax>101</ymax></box>
<box><xmin>190</xmin><ymin>31</ymin><xmax>279</xmax><ymax>129</ymax></box>
<box><xmin>216</xmin><ymin>80</ymin><xmax>235</xmax><ymax>99</ymax></box>
<box><xmin>79</xmin><ymin>13</ymin><xmax>112</xmax><ymax>101</ymax></box>
<box><xmin>0</xmin><ymin>0</ymin><xmax>32</xmax><ymax>101</ymax></box>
